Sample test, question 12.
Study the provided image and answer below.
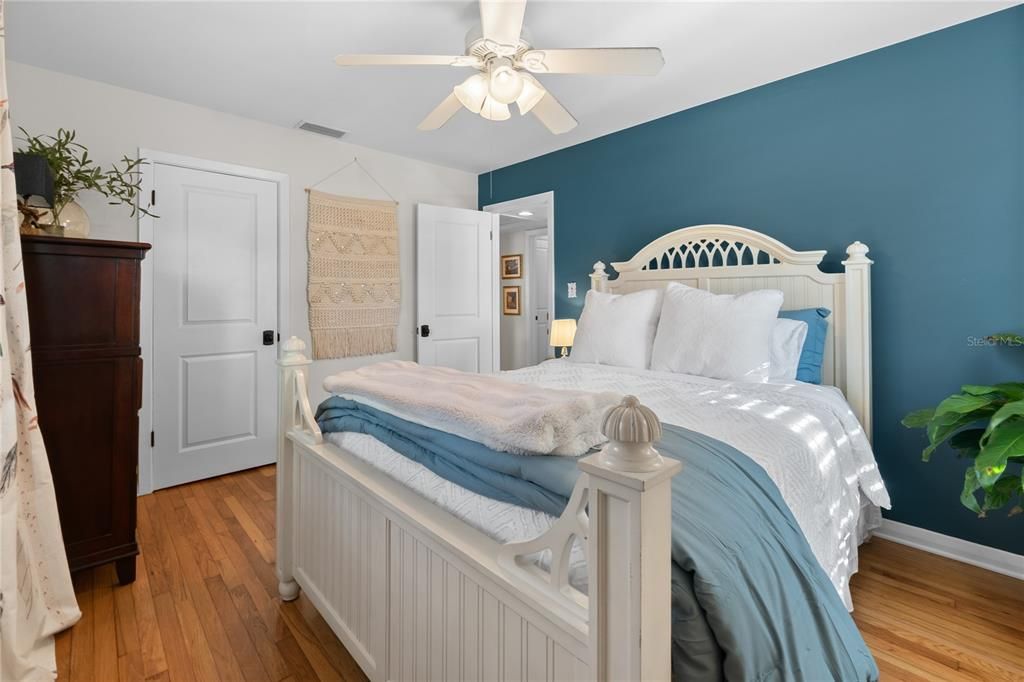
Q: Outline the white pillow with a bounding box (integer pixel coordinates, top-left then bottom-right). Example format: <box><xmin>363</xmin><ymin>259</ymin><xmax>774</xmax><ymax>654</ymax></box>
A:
<box><xmin>770</xmin><ymin>318</ymin><xmax>808</xmax><ymax>382</ymax></box>
<box><xmin>570</xmin><ymin>289</ymin><xmax>663</xmax><ymax>369</ymax></box>
<box><xmin>650</xmin><ymin>282</ymin><xmax>784</xmax><ymax>381</ymax></box>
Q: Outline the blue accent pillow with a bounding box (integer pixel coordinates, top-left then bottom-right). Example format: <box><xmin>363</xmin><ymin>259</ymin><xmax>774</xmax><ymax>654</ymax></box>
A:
<box><xmin>779</xmin><ymin>308</ymin><xmax>831</xmax><ymax>384</ymax></box>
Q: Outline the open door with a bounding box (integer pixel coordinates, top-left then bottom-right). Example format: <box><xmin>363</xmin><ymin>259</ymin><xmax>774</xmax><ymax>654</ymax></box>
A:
<box><xmin>416</xmin><ymin>204</ymin><xmax>499</xmax><ymax>373</ymax></box>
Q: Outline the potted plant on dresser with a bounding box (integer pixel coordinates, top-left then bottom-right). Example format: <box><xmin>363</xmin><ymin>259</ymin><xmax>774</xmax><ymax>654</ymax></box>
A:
<box><xmin>16</xmin><ymin>127</ymin><xmax>154</xmax><ymax>236</ymax></box>
<box><xmin>903</xmin><ymin>333</ymin><xmax>1024</xmax><ymax>517</ymax></box>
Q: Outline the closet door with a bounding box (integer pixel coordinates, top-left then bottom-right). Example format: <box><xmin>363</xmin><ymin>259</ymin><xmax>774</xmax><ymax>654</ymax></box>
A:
<box><xmin>151</xmin><ymin>163</ymin><xmax>279</xmax><ymax>489</ymax></box>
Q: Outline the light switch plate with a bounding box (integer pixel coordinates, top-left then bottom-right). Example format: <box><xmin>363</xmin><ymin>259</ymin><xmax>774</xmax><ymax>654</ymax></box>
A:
<box><xmin>567</xmin><ymin>282</ymin><xmax>577</xmax><ymax>298</ymax></box>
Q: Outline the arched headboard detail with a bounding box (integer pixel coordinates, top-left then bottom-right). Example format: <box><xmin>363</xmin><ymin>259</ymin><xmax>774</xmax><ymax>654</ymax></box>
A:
<box><xmin>589</xmin><ymin>224</ymin><xmax>874</xmax><ymax>439</ymax></box>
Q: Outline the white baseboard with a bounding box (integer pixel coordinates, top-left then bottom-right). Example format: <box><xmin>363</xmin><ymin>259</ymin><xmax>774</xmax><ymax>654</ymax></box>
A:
<box><xmin>873</xmin><ymin>519</ymin><xmax>1023</xmax><ymax>581</ymax></box>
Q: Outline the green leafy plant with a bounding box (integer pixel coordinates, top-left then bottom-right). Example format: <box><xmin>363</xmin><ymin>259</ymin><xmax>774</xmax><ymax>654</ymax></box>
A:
<box><xmin>17</xmin><ymin>127</ymin><xmax>156</xmax><ymax>224</ymax></box>
<box><xmin>903</xmin><ymin>380</ymin><xmax>1024</xmax><ymax>517</ymax></box>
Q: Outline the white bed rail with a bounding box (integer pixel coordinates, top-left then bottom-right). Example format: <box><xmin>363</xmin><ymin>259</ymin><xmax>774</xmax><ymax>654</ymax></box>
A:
<box><xmin>276</xmin><ymin>338</ymin><xmax>682</xmax><ymax>681</ymax></box>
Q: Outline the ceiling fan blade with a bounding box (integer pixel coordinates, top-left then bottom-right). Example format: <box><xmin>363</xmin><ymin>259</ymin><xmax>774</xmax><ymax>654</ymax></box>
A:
<box><xmin>417</xmin><ymin>93</ymin><xmax>463</xmax><ymax>131</ymax></box>
<box><xmin>336</xmin><ymin>54</ymin><xmax>480</xmax><ymax>67</ymax></box>
<box><xmin>479</xmin><ymin>0</ymin><xmax>526</xmax><ymax>51</ymax></box>
<box><xmin>520</xmin><ymin>47</ymin><xmax>664</xmax><ymax>75</ymax></box>
<box><xmin>531</xmin><ymin>90</ymin><xmax>577</xmax><ymax>135</ymax></box>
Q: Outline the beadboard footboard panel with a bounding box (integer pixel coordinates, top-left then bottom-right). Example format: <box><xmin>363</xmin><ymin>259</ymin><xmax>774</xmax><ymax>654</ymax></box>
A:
<box><xmin>293</xmin><ymin>448</ymin><xmax>390</xmax><ymax>677</ymax></box>
<box><xmin>288</xmin><ymin>443</ymin><xmax>591</xmax><ymax>682</ymax></box>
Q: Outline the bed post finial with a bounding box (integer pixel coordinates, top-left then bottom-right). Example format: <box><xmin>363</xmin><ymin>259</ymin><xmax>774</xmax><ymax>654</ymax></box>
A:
<box><xmin>578</xmin><ymin>397</ymin><xmax>681</xmax><ymax>681</ymax></box>
<box><xmin>844</xmin><ymin>241</ymin><xmax>872</xmax><ymax>265</ymax></box>
<box><xmin>281</xmin><ymin>335</ymin><xmax>309</xmax><ymax>365</ymax></box>
<box><xmin>599</xmin><ymin>396</ymin><xmax>667</xmax><ymax>472</ymax></box>
<box><xmin>590</xmin><ymin>260</ymin><xmax>609</xmax><ymax>293</ymax></box>
<box><xmin>842</xmin><ymin>242</ymin><xmax>873</xmax><ymax>441</ymax></box>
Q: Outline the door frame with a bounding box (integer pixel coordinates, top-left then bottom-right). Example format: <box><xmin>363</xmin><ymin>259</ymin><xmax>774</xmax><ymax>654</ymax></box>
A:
<box><xmin>136</xmin><ymin>149</ymin><xmax>290</xmax><ymax>495</ymax></box>
<box><xmin>483</xmin><ymin>191</ymin><xmax>555</xmax><ymax>371</ymax></box>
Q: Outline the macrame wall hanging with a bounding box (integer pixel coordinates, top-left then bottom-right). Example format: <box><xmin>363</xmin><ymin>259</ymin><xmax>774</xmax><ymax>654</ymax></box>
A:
<box><xmin>306</xmin><ymin>158</ymin><xmax>399</xmax><ymax>360</ymax></box>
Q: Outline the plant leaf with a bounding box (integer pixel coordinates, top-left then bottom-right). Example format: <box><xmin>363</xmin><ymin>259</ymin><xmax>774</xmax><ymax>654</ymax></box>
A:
<box><xmin>934</xmin><ymin>393</ymin><xmax>1002</xmax><ymax>418</ymax></box>
<box><xmin>901</xmin><ymin>408</ymin><xmax>935</xmax><ymax>428</ymax></box>
<box><xmin>923</xmin><ymin>409</ymin><xmax>995</xmax><ymax>461</ymax></box>
<box><xmin>982</xmin><ymin>475</ymin><xmax>1021</xmax><ymax>512</ymax></box>
<box><xmin>981</xmin><ymin>400</ymin><xmax>1024</xmax><ymax>443</ymax></box>
<box><xmin>974</xmin><ymin>420</ymin><xmax>1024</xmax><ymax>487</ymax></box>
<box><xmin>949</xmin><ymin>428</ymin><xmax>984</xmax><ymax>458</ymax></box>
<box><xmin>960</xmin><ymin>385</ymin><xmax>1001</xmax><ymax>396</ymax></box>
<box><xmin>960</xmin><ymin>466</ymin><xmax>983</xmax><ymax>515</ymax></box>
<box><xmin>995</xmin><ymin>382</ymin><xmax>1024</xmax><ymax>401</ymax></box>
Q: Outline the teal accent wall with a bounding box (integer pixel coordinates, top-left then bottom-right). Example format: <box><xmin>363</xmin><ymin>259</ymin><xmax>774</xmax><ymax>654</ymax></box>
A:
<box><xmin>479</xmin><ymin>7</ymin><xmax>1024</xmax><ymax>553</ymax></box>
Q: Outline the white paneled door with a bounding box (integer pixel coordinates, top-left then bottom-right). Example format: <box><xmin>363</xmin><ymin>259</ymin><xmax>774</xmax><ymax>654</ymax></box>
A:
<box><xmin>152</xmin><ymin>164</ymin><xmax>278</xmax><ymax>489</ymax></box>
<box><xmin>525</xmin><ymin>228</ymin><xmax>551</xmax><ymax>365</ymax></box>
<box><xmin>416</xmin><ymin>204</ymin><xmax>500</xmax><ymax>373</ymax></box>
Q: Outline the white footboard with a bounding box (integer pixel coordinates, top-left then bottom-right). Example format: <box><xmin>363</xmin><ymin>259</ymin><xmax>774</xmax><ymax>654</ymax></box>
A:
<box><xmin>277</xmin><ymin>338</ymin><xmax>681</xmax><ymax>681</ymax></box>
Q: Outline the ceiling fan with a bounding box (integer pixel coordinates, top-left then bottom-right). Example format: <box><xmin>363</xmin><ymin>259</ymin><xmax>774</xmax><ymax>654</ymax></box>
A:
<box><xmin>335</xmin><ymin>0</ymin><xmax>664</xmax><ymax>134</ymax></box>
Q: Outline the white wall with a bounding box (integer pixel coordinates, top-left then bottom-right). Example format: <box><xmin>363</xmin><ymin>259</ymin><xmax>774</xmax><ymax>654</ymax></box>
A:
<box><xmin>499</xmin><ymin>230</ymin><xmax>528</xmax><ymax>371</ymax></box>
<box><xmin>8</xmin><ymin>62</ymin><xmax>478</xmax><ymax>402</ymax></box>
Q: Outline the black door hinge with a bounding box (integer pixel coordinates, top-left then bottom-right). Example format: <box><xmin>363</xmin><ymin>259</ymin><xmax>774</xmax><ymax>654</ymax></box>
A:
<box><xmin>151</xmin><ymin>189</ymin><xmax>157</xmax><ymax>207</ymax></box>
<box><xmin>150</xmin><ymin>431</ymin><xmax>155</xmax><ymax>447</ymax></box>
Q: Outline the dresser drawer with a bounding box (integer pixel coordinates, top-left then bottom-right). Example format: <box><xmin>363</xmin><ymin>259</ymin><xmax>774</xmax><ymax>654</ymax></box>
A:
<box><xmin>22</xmin><ymin>237</ymin><xmax>143</xmax><ymax>353</ymax></box>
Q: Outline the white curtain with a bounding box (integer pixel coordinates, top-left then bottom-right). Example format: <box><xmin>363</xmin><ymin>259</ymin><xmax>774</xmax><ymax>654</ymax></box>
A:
<box><xmin>0</xmin><ymin>4</ymin><xmax>81</xmax><ymax>679</ymax></box>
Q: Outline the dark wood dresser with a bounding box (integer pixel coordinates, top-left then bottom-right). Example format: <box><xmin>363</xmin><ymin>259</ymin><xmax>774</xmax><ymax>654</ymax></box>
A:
<box><xmin>21</xmin><ymin>234</ymin><xmax>150</xmax><ymax>584</ymax></box>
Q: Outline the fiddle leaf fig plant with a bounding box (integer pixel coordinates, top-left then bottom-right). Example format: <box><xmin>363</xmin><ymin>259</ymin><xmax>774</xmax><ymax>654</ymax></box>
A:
<box><xmin>903</xmin><ymin>381</ymin><xmax>1024</xmax><ymax>517</ymax></box>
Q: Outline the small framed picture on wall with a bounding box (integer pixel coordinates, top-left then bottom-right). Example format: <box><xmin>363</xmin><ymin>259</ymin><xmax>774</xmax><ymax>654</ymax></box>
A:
<box><xmin>503</xmin><ymin>286</ymin><xmax>521</xmax><ymax>315</ymax></box>
<box><xmin>501</xmin><ymin>254</ymin><xmax>523</xmax><ymax>279</ymax></box>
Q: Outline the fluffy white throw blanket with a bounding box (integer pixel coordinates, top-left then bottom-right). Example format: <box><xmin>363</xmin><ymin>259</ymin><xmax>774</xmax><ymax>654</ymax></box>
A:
<box><xmin>322</xmin><ymin>361</ymin><xmax>622</xmax><ymax>456</ymax></box>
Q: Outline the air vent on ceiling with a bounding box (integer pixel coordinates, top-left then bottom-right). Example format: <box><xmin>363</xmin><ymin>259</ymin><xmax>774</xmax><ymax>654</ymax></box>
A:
<box><xmin>296</xmin><ymin>121</ymin><xmax>347</xmax><ymax>139</ymax></box>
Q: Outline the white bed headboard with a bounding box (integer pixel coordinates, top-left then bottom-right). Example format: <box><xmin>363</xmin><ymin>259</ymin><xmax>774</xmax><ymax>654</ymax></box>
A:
<box><xmin>589</xmin><ymin>224</ymin><xmax>873</xmax><ymax>439</ymax></box>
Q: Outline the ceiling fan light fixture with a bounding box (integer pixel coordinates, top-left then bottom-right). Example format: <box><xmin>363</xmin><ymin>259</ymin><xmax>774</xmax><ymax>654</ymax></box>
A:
<box><xmin>454</xmin><ymin>73</ymin><xmax>488</xmax><ymax>113</ymax></box>
<box><xmin>479</xmin><ymin>95</ymin><xmax>511</xmax><ymax>121</ymax></box>
<box><xmin>515</xmin><ymin>73</ymin><xmax>546</xmax><ymax>115</ymax></box>
<box><xmin>487</xmin><ymin>58</ymin><xmax>524</xmax><ymax>104</ymax></box>
<box><xmin>334</xmin><ymin>0</ymin><xmax>665</xmax><ymax>134</ymax></box>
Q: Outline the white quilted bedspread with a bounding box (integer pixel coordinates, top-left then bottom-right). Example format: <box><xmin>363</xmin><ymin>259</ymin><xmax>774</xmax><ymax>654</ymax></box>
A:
<box><xmin>325</xmin><ymin>359</ymin><xmax>890</xmax><ymax>608</ymax></box>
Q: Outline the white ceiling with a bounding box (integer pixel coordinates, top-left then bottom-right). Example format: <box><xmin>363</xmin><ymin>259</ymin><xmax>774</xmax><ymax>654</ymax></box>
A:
<box><xmin>7</xmin><ymin>1</ymin><xmax>1014</xmax><ymax>173</ymax></box>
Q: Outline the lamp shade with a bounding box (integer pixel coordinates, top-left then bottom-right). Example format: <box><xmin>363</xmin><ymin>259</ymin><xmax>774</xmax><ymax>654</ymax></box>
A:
<box><xmin>549</xmin><ymin>318</ymin><xmax>577</xmax><ymax>348</ymax></box>
<box><xmin>13</xmin><ymin>153</ymin><xmax>54</xmax><ymax>207</ymax></box>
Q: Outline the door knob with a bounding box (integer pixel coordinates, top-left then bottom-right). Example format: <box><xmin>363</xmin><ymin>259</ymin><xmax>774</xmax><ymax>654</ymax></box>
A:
<box><xmin>262</xmin><ymin>330</ymin><xmax>275</xmax><ymax>346</ymax></box>
<box><xmin>420</xmin><ymin>324</ymin><xmax>430</xmax><ymax>338</ymax></box>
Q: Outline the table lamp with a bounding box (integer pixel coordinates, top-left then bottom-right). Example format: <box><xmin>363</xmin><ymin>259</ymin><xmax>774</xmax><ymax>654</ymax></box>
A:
<box><xmin>549</xmin><ymin>319</ymin><xmax>577</xmax><ymax>358</ymax></box>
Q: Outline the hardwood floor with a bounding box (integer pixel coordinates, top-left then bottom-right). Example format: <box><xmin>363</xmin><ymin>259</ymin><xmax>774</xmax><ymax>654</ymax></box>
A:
<box><xmin>56</xmin><ymin>465</ymin><xmax>1023</xmax><ymax>682</ymax></box>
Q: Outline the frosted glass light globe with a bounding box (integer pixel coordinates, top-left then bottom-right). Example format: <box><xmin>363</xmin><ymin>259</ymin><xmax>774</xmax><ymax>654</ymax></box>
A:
<box><xmin>454</xmin><ymin>73</ymin><xmax>488</xmax><ymax>113</ymax></box>
<box><xmin>515</xmin><ymin>73</ymin><xmax>546</xmax><ymax>115</ymax></box>
<box><xmin>479</xmin><ymin>96</ymin><xmax>511</xmax><ymax>121</ymax></box>
<box><xmin>487</xmin><ymin>59</ymin><xmax>524</xmax><ymax>105</ymax></box>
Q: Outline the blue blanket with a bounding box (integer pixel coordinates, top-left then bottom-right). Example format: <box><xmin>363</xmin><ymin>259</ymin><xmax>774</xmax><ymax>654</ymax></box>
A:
<box><xmin>317</xmin><ymin>397</ymin><xmax>878</xmax><ymax>681</ymax></box>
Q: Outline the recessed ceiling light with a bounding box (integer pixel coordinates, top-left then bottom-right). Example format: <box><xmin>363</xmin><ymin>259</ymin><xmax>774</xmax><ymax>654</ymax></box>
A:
<box><xmin>517</xmin><ymin>210</ymin><xmax>533</xmax><ymax>217</ymax></box>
